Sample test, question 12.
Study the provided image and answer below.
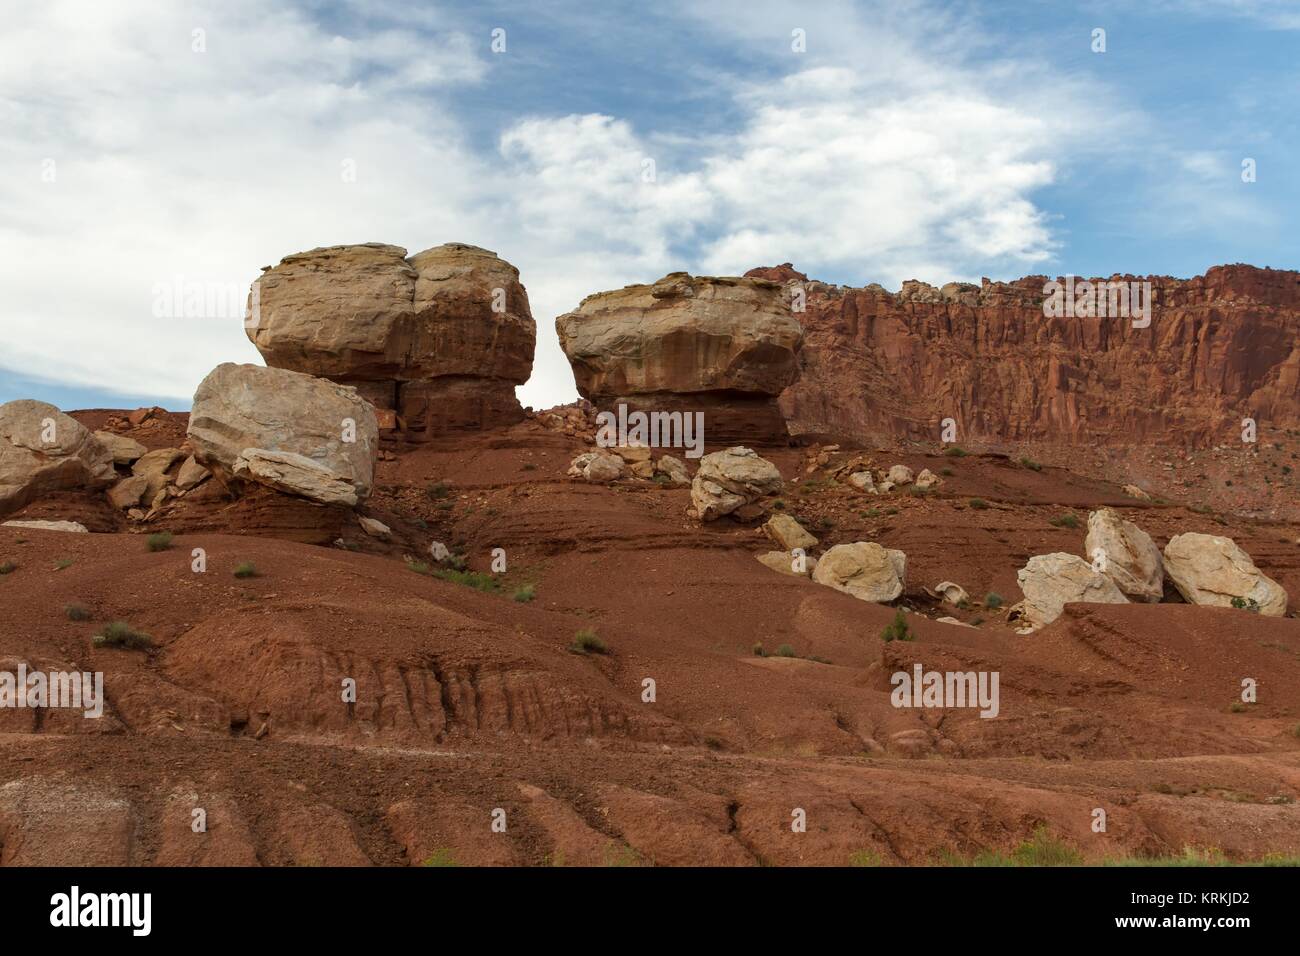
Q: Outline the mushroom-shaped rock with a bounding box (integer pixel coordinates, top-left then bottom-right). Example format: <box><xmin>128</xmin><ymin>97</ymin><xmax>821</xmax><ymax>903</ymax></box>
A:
<box><xmin>556</xmin><ymin>273</ymin><xmax>802</xmax><ymax>444</ymax></box>
<box><xmin>247</xmin><ymin>242</ymin><xmax>535</xmax><ymax>435</ymax></box>
<box><xmin>187</xmin><ymin>363</ymin><xmax>378</xmax><ymax>506</ymax></box>
<box><xmin>1013</xmin><ymin>553</ymin><xmax>1128</xmax><ymax>631</ymax></box>
<box><xmin>812</xmin><ymin>542</ymin><xmax>906</xmax><ymax>602</ymax></box>
<box><xmin>1084</xmin><ymin>508</ymin><xmax>1163</xmax><ymax>602</ymax></box>
<box><xmin>0</xmin><ymin>400</ymin><xmax>115</xmax><ymax>516</ymax></box>
<box><xmin>1162</xmin><ymin>533</ymin><xmax>1287</xmax><ymax>616</ymax></box>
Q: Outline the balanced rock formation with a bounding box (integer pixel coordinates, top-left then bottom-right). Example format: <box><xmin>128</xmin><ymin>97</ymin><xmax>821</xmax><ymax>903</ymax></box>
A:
<box><xmin>690</xmin><ymin>446</ymin><xmax>783</xmax><ymax>521</ymax></box>
<box><xmin>188</xmin><ymin>364</ymin><xmax>379</xmax><ymax>506</ymax></box>
<box><xmin>247</xmin><ymin>242</ymin><xmax>535</xmax><ymax>436</ymax></box>
<box><xmin>0</xmin><ymin>400</ymin><xmax>115</xmax><ymax>516</ymax></box>
<box><xmin>1084</xmin><ymin>508</ymin><xmax>1163</xmax><ymax>602</ymax></box>
<box><xmin>758</xmin><ymin>264</ymin><xmax>1300</xmax><ymax>449</ymax></box>
<box><xmin>556</xmin><ymin>273</ymin><xmax>803</xmax><ymax>445</ymax></box>
<box><xmin>1162</xmin><ymin>533</ymin><xmax>1287</xmax><ymax>616</ymax></box>
<box><xmin>812</xmin><ymin>542</ymin><xmax>906</xmax><ymax>602</ymax></box>
<box><xmin>1012</xmin><ymin>553</ymin><xmax>1129</xmax><ymax>631</ymax></box>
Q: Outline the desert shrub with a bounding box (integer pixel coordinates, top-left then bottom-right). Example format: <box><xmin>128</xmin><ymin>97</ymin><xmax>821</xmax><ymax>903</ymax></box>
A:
<box><xmin>1049</xmin><ymin>513</ymin><xmax>1080</xmax><ymax>529</ymax></box>
<box><xmin>512</xmin><ymin>584</ymin><xmax>536</xmax><ymax>603</ymax></box>
<box><xmin>0</xmin><ymin>561</ymin><xmax>16</xmax><ymax>575</ymax></box>
<box><xmin>570</xmin><ymin>629</ymin><xmax>607</xmax><ymax>655</ymax></box>
<box><xmin>944</xmin><ymin>447</ymin><xmax>967</xmax><ymax>458</ymax></box>
<box><xmin>434</xmin><ymin>568</ymin><xmax>500</xmax><ymax>593</ymax></box>
<box><xmin>1230</xmin><ymin>596</ymin><xmax>1261</xmax><ymax>613</ymax></box>
<box><xmin>64</xmin><ymin>603</ymin><xmax>92</xmax><ymax>621</ymax></box>
<box><xmin>146</xmin><ymin>532</ymin><xmax>173</xmax><ymax>552</ymax></box>
<box><xmin>421</xmin><ymin>849</ymin><xmax>459</xmax><ymax>867</ymax></box>
<box><xmin>968</xmin><ymin>498</ymin><xmax>989</xmax><ymax>510</ymax></box>
<box><xmin>407</xmin><ymin>560</ymin><xmax>431</xmax><ymax>575</ymax></box>
<box><xmin>752</xmin><ymin>642</ymin><xmax>766</xmax><ymax>657</ymax></box>
<box><xmin>233</xmin><ymin>561</ymin><xmax>258</xmax><ymax>579</ymax></box>
<box><xmin>54</xmin><ymin>558</ymin><xmax>73</xmax><ymax>570</ymax></box>
<box><xmin>984</xmin><ymin>592</ymin><xmax>1004</xmax><ymax>609</ymax></box>
<box><xmin>1019</xmin><ymin>456</ymin><xmax>1043</xmax><ymax>472</ymax></box>
<box><xmin>940</xmin><ymin>467</ymin><xmax>954</xmax><ymax>477</ymax></box>
<box><xmin>881</xmin><ymin>609</ymin><xmax>913</xmax><ymax>642</ymax></box>
<box><xmin>772</xmin><ymin>499</ymin><xmax>786</xmax><ymax>510</ymax></box>
<box><xmin>426</xmin><ymin>481</ymin><xmax>451</xmax><ymax>500</ymax></box>
<box><xmin>93</xmin><ymin>621</ymin><xmax>152</xmax><ymax>650</ymax></box>
<box><xmin>776</xmin><ymin>644</ymin><xmax>796</xmax><ymax>658</ymax></box>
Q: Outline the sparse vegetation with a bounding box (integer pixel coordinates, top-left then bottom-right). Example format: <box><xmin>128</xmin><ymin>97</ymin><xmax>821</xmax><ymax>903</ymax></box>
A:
<box><xmin>848</xmin><ymin>849</ymin><xmax>883</xmax><ymax>866</ymax></box>
<box><xmin>233</xmin><ymin>561</ymin><xmax>259</xmax><ymax>579</ymax></box>
<box><xmin>0</xmin><ymin>561</ymin><xmax>16</xmax><ymax>575</ymax></box>
<box><xmin>1019</xmin><ymin>456</ymin><xmax>1043</xmax><ymax>472</ymax></box>
<box><xmin>776</xmin><ymin>644</ymin><xmax>796</xmax><ymax>658</ymax></box>
<box><xmin>146</xmin><ymin>532</ymin><xmax>173</xmax><ymax>552</ymax></box>
<box><xmin>984</xmin><ymin>592</ymin><xmax>1004</xmax><ymax>609</ymax></box>
<box><xmin>406</xmin><ymin>560</ymin><xmax>431</xmax><ymax>575</ymax></box>
<box><xmin>420</xmin><ymin>848</ymin><xmax>459</xmax><ymax>867</ymax></box>
<box><xmin>426</xmin><ymin>481</ymin><xmax>451</xmax><ymax>500</ymax></box>
<box><xmin>881</xmin><ymin>609</ymin><xmax>913</xmax><ymax>642</ymax></box>
<box><xmin>512</xmin><ymin>584</ymin><xmax>536</xmax><ymax>603</ymax></box>
<box><xmin>944</xmin><ymin>447</ymin><xmax>967</xmax><ymax>457</ymax></box>
<box><xmin>968</xmin><ymin>498</ymin><xmax>989</xmax><ymax>510</ymax></box>
<box><xmin>940</xmin><ymin>467</ymin><xmax>954</xmax><ymax>477</ymax></box>
<box><xmin>752</xmin><ymin>642</ymin><xmax>766</xmax><ymax>657</ymax></box>
<box><xmin>54</xmin><ymin>558</ymin><xmax>73</xmax><ymax>570</ymax></box>
<box><xmin>570</xmin><ymin>629</ymin><xmax>607</xmax><ymax>655</ymax></box>
<box><xmin>945</xmin><ymin>827</ymin><xmax>1082</xmax><ymax>867</ymax></box>
<box><xmin>93</xmin><ymin>621</ymin><xmax>152</xmax><ymax>651</ymax></box>
<box><xmin>772</xmin><ymin>499</ymin><xmax>786</xmax><ymax>510</ymax></box>
<box><xmin>1049</xmin><ymin>513</ymin><xmax>1080</xmax><ymax>529</ymax></box>
<box><xmin>1231</xmin><ymin>596</ymin><xmax>1262</xmax><ymax>613</ymax></box>
<box><xmin>434</xmin><ymin>567</ymin><xmax>500</xmax><ymax>593</ymax></box>
<box><xmin>64</xmin><ymin>603</ymin><xmax>92</xmax><ymax>622</ymax></box>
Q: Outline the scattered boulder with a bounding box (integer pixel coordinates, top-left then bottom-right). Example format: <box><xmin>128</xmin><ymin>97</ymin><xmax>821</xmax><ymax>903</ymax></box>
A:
<box><xmin>847</xmin><ymin>471</ymin><xmax>876</xmax><ymax>493</ymax></box>
<box><xmin>2</xmin><ymin>520</ymin><xmax>88</xmax><ymax>533</ymax></box>
<box><xmin>690</xmin><ymin>447</ymin><xmax>783</xmax><ymax>521</ymax></box>
<box><xmin>1012</xmin><ymin>553</ymin><xmax>1129</xmax><ymax>631</ymax></box>
<box><xmin>629</xmin><ymin>460</ymin><xmax>655</xmax><ymax>479</ymax></box>
<box><xmin>0</xmin><ymin>400</ymin><xmax>115</xmax><ymax>516</ymax></box>
<box><xmin>914</xmin><ymin>468</ymin><xmax>942</xmax><ymax>490</ymax></box>
<box><xmin>886</xmin><ymin>465</ymin><xmax>914</xmax><ymax>486</ymax></box>
<box><xmin>93</xmin><ymin>431</ymin><xmax>147</xmax><ymax>465</ymax></box>
<box><xmin>1123</xmin><ymin>484</ymin><xmax>1152</xmax><ymax>501</ymax></box>
<box><xmin>247</xmin><ymin>242</ymin><xmax>536</xmax><ymax>436</ymax></box>
<box><xmin>610</xmin><ymin>445</ymin><xmax>652</xmax><ymax>463</ymax></box>
<box><xmin>358</xmin><ymin>516</ymin><xmax>391</xmax><ymax>540</ymax></box>
<box><xmin>924</xmin><ymin>581</ymin><xmax>969</xmax><ymax>606</ymax></box>
<box><xmin>107</xmin><ymin>475</ymin><xmax>149</xmax><ymax>510</ymax></box>
<box><xmin>556</xmin><ymin>273</ymin><xmax>803</xmax><ymax>443</ymax></box>
<box><xmin>812</xmin><ymin>542</ymin><xmax>906</xmax><ymax>602</ymax></box>
<box><xmin>654</xmin><ymin>455</ymin><xmax>691</xmax><ymax>486</ymax></box>
<box><xmin>1084</xmin><ymin>508</ymin><xmax>1163</xmax><ymax>602</ymax></box>
<box><xmin>756</xmin><ymin>550</ymin><xmax>817</xmax><ymax>578</ymax></box>
<box><xmin>763</xmin><ymin>513</ymin><xmax>817</xmax><ymax>552</ymax></box>
<box><xmin>174</xmin><ymin>456</ymin><xmax>210</xmax><ymax>491</ymax></box>
<box><xmin>568</xmin><ymin>451</ymin><xmax>625</xmax><ymax>482</ymax></box>
<box><xmin>1162</xmin><ymin>533</ymin><xmax>1287</xmax><ymax>616</ymax></box>
<box><xmin>188</xmin><ymin>363</ymin><xmax>378</xmax><ymax>507</ymax></box>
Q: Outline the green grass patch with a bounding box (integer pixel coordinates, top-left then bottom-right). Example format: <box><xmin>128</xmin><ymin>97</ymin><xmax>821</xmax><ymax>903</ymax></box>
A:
<box><xmin>968</xmin><ymin>498</ymin><xmax>989</xmax><ymax>510</ymax></box>
<box><xmin>64</xmin><ymin>603</ymin><xmax>92</xmax><ymax>622</ymax></box>
<box><xmin>233</xmin><ymin>561</ymin><xmax>259</xmax><ymax>579</ymax></box>
<box><xmin>433</xmin><ymin>567</ymin><xmax>501</xmax><ymax>593</ymax></box>
<box><xmin>1049</xmin><ymin>513</ymin><xmax>1080</xmax><ymax>529</ymax></box>
<box><xmin>420</xmin><ymin>848</ymin><xmax>459</xmax><ymax>867</ymax></box>
<box><xmin>146</xmin><ymin>532</ymin><xmax>173</xmax><ymax>552</ymax></box>
<box><xmin>881</xmin><ymin>609</ymin><xmax>913</xmax><ymax>642</ymax></box>
<box><xmin>570</xmin><ymin>629</ymin><xmax>607</xmax><ymax>655</ymax></box>
<box><xmin>1019</xmin><ymin>456</ymin><xmax>1043</xmax><ymax>472</ymax></box>
<box><xmin>93</xmin><ymin>621</ymin><xmax>152</xmax><ymax>651</ymax></box>
<box><xmin>943</xmin><ymin>447</ymin><xmax>967</xmax><ymax>457</ymax></box>
<box><xmin>984</xmin><ymin>592</ymin><xmax>1004</xmax><ymax>609</ymax></box>
<box><xmin>512</xmin><ymin>584</ymin><xmax>536</xmax><ymax>603</ymax></box>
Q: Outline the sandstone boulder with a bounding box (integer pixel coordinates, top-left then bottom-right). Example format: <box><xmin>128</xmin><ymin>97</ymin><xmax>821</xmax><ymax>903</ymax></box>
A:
<box><xmin>886</xmin><ymin>465</ymin><xmax>914</xmax><ymax>485</ymax></box>
<box><xmin>0</xmin><ymin>401</ymin><xmax>115</xmax><ymax>516</ymax></box>
<box><xmin>94</xmin><ymin>431</ymin><xmax>147</xmax><ymax>465</ymax></box>
<box><xmin>175</xmin><ymin>456</ymin><xmax>210</xmax><ymax>491</ymax></box>
<box><xmin>690</xmin><ymin>447</ymin><xmax>783</xmax><ymax>521</ymax></box>
<box><xmin>188</xmin><ymin>363</ymin><xmax>378</xmax><ymax>506</ymax></box>
<box><xmin>764</xmin><ymin>513</ymin><xmax>817</xmax><ymax>552</ymax></box>
<box><xmin>568</xmin><ymin>451</ymin><xmax>624</xmax><ymax>482</ymax></box>
<box><xmin>1085</xmin><ymin>508</ymin><xmax>1163</xmax><ymax>602</ymax></box>
<box><xmin>915</xmin><ymin>468</ymin><xmax>942</xmax><ymax>490</ymax></box>
<box><xmin>654</xmin><ymin>455</ymin><xmax>690</xmax><ymax>486</ymax></box>
<box><xmin>107</xmin><ymin>475</ymin><xmax>149</xmax><ymax>510</ymax></box>
<box><xmin>847</xmin><ymin>471</ymin><xmax>876</xmax><ymax>493</ymax></box>
<box><xmin>2</xmin><ymin>520</ymin><xmax>89</xmax><ymax>533</ymax></box>
<box><xmin>756</xmin><ymin>550</ymin><xmax>817</xmax><ymax>578</ymax></box>
<box><xmin>925</xmin><ymin>581</ymin><xmax>969</xmax><ymax>606</ymax></box>
<box><xmin>556</xmin><ymin>273</ymin><xmax>802</xmax><ymax>443</ymax></box>
<box><xmin>132</xmin><ymin>448</ymin><xmax>185</xmax><ymax>500</ymax></box>
<box><xmin>1012</xmin><ymin>553</ymin><xmax>1129</xmax><ymax>631</ymax></box>
<box><xmin>1162</xmin><ymin>533</ymin><xmax>1287</xmax><ymax>616</ymax></box>
<box><xmin>812</xmin><ymin>542</ymin><xmax>906</xmax><ymax>602</ymax></box>
<box><xmin>247</xmin><ymin>242</ymin><xmax>535</xmax><ymax>435</ymax></box>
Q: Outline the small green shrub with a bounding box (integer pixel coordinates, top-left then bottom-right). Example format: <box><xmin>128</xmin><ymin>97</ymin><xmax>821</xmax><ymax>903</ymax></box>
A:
<box><xmin>968</xmin><ymin>498</ymin><xmax>989</xmax><ymax>510</ymax></box>
<box><xmin>776</xmin><ymin>644</ymin><xmax>796</xmax><ymax>658</ymax></box>
<box><xmin>944</xmin><ymin>447</ymin><xmax>967</xmax><ymax>458</ymax></box>
<box><xmin>984</xmin><ymin>592</ymin><xmax>1004</xmax><ymax>609</ymax></box>
<box><xmin>64</xmin><ymin>603</ymin><xmax>92</xmax><ymax>621</ymax></box>
<box><xmin>233</xmin><ymin>561</ymin><xmax>259</xmax><ymax>579</ymax></box>
<box><xmin>93</xmin><ymin>621</ymin><xmax>152</xmax><ymax>650</ymax></box>
<box><xmin>512</xmin><ymin>584</ymin><xmax>536</xmax><ymax>603</ymax></box>
<box><xmin>1049</xmin><ymin>513</ymin><xmax>1080</xmax><ymax>529</ymax></box>
<box><xmin>570</xmin><ymin>629</ymin><xmax>607</xmax><ymax>655</ymax></box>
<box><xmin>0</xmin><ymin>560</ymin><xmax>16</xmax><ymax>575</ymax></box>
<box><xmin>54</xmin><ymin>558</ymin><xmax>73</xmax><ymax>571</ymax></box>
<box><xmin>881</xmin><ymin>609</ymin><xmax>913</xmax><ymax>642</ymax></box>
<box><xmin>146</xmin><ymin>532</ymin><xmax>173</xmax><ymax>552</ymax></box>
<box><xmin>434</xmin><ymin>568</ymin><xmax>500</xmax><ymax>593</ymax></box>
<box><xmin>421</xmin><ymin>848</ymin><xmax>459</xmax><ymax>867</ymax></box>
<box><xmin>940</xmin><ymin>467</ymin><xmax>954</xmax><ymax>477</ymax></box>
<box><xmin>426</xmin><ymin>481</ymin><xmax>451</xmax><ymax>500</ymax></box>
<box><xmin>1230</xmin><ymin>596</ymin><xmax>1261</xmax><ymax>613</ymax></box>
<box><xmin>752</xmin><ymin>642</ymin><xmax>766</xmax><ymax>657</ymax></box>
<box><xmin>1019</xmin><ymin>456</ymin><xmax>1042</xmax><ymax>472</ymax></box>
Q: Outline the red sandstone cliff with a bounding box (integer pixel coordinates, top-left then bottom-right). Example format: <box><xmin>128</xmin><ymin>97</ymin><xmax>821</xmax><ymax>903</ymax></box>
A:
<box><xmin>750</xmin><ymin>264</ymin><xmax>1300</xmax><ymax>449</ymax></box>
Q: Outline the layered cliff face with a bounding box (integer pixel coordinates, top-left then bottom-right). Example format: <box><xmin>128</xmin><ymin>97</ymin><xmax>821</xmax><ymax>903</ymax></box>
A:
<box><xmin>753</xmin><ymin>264</ymin><xmax>1300</xmax><ymax>449</ymax></box>
<box><xmin>248</xmin><ymin>242</ymin><xmax>535</xmax><ymax>437</ymax></box>
<box><xmin>556</xmin><ymin>272</ymin><xmax>803</xmax><ymax>444</ymax></box>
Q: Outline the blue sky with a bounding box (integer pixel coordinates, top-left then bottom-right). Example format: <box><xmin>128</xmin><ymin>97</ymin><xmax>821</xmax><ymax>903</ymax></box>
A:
<box><xmin>1</xmin><ymin>0</ymin><xmax>1296</xmax><ymax>411</ymax></box>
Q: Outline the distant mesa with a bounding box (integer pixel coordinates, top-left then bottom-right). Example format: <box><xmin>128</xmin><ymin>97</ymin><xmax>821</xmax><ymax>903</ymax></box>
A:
<box><xmin>556</xmin><ymin>272</ymin><xmax>804</xmax><ymax>445</ymax></box>
<box><xmin>247</xmin><ymin>242</ymin><xmax>536</xmax><ymax>438</ymax></box>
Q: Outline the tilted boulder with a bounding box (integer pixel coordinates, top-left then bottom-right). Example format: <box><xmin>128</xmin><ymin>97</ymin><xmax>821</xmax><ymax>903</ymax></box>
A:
<box><xmin>1012</xmin><ymin>553</ymin><xmax>1128</xmax><ymax>631</ymax></box>
<box><xmin>812</xmin><ymin>542</ymin><xmax>906</xmax><ymax>602</ymax></box>
<box><xmin>94</xmin><ymin>431</ymin><xmax>147</xmax><ymax>465</ymax></box>
<box><xmin>764</xmin><ymin>513</ymin><xmax>817</xmax><ymax>551</ymax></box>
<box><xmin>1084</xmin><ymin>508</ymin><xmax>1163</xmax><ymax>602</ymax></box>
<box><xmin>247</xmin><ymin>242</ymin><xmax>535</xmax><ymax>436</ymax></box>
<box><xmin>0</xmin><ymin>401</ymin><xmax>115</xmax><ymax>516</ymax></box>
<box><xmin>756</xmin><ymin>550</ymin><xmax>817</xmax><ymax>578</ymax></box>
<box><xmin>556</xmin><ymin>273</ymin><xmax>802</xmax><ymax>444</ymax></box>
<box><xmin>568</xmin><ymin>451</ymin><xmax>624</xmax><ymax>482</ymax></box>
<box><xmin>187</xmin><ymin>363</ymin><xmax>378</xmax><ymax>506</ymax></box>
<box><xmin>1162</xmin><ymin>533</ymin><xmax>1287</xmax><ymax>616</ymax></box>
<box><xmin>690</xmin><ymin>446</ymin><xmax>783</xmax><ymax>520</ymax></box>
